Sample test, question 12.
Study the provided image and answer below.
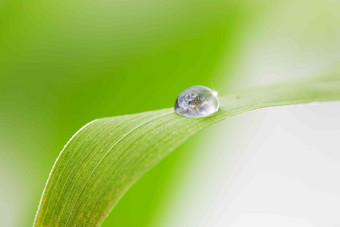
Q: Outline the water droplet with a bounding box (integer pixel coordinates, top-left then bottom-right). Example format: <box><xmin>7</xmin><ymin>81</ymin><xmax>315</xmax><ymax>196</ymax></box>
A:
<box><xmin>174</xmin><ymin>86</ymin><xmax>219</xmax><ymax>118</ymax></box>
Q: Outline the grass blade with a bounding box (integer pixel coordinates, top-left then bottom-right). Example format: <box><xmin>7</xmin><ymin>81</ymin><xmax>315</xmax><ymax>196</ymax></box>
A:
<box><xmin>34</xmin><ymin>73</ymin><xmax>340</xmax><ymax>226</ymax></box>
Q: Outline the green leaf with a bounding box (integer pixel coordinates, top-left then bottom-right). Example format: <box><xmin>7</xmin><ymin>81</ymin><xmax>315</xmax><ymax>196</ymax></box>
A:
<box><xmin>34</xmin><ymin>73</ymin><xmax>340</xmax><ymax>226</ymax></box>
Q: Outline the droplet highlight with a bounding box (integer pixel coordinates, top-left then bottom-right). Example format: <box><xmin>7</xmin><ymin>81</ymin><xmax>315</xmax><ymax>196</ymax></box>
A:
<box><xmin>174</xmin><ymin>86</ymin><xmax>219</xmax><ymax>118</ymax></box>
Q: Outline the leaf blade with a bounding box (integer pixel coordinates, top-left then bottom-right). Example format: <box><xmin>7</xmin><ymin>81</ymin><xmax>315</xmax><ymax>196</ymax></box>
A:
<box><xmin>34</xmin><ymin>75</ymin><xmax>340</xmax><ymax>226</ymax></box>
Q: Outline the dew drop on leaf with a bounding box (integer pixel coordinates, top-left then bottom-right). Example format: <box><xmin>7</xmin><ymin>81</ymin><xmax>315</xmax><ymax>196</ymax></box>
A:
<box><xmin>174</xmin><ymin>86</ymin><xmax>219</xmax><ymax>117</ymax></box>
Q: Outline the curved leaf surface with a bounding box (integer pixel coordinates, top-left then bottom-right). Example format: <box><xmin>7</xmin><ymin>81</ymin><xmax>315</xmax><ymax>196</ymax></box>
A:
<box><xmin>34</xmin><ymin>74</ymin><xmax>340</xmax><ymax>226</ymax></box>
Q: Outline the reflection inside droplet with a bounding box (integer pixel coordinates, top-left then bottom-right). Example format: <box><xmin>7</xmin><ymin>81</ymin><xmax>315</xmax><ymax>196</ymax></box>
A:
<box><xmin>174</xmin><ymin>86</ymin><xmax>219</xmax><ymax>117</ymax></box>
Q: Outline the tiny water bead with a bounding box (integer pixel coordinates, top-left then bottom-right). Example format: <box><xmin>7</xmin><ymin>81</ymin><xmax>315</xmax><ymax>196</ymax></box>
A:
<box><xmin>174</xmin><ymin>86</ymin><xmax>219</xmax><ymax>118</ymax></box>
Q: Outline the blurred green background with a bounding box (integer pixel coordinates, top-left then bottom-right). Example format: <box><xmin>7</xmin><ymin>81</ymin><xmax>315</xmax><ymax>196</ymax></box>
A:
<box><xmin>1</xmin><ymin>0</ymin><xmax>340</xmax><ymax>226</ymax></box>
